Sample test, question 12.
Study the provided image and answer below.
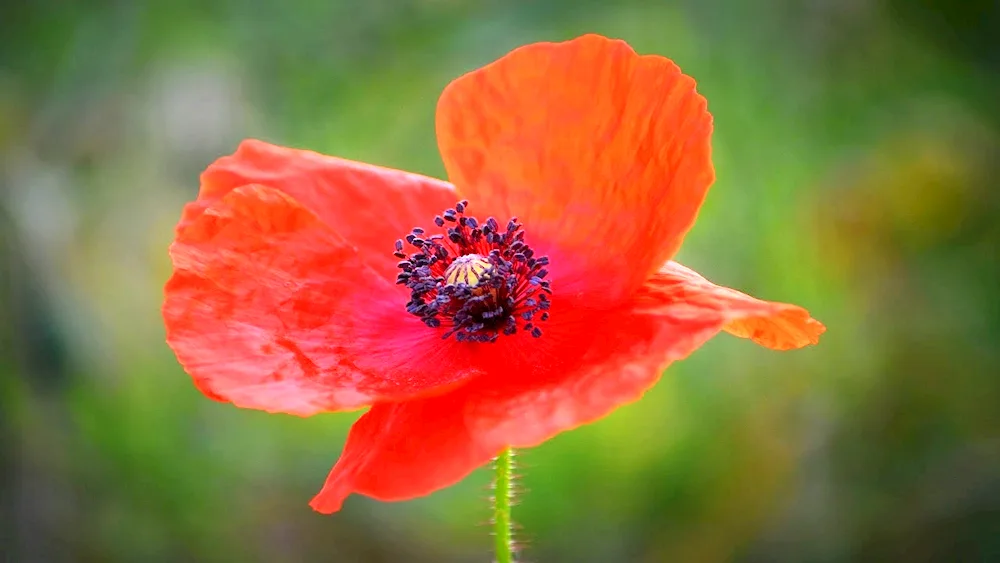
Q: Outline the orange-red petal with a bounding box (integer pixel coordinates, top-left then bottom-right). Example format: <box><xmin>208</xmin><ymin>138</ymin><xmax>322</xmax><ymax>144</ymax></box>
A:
<box><xmin>164</xmin><ymin>185</ymin><xmax>484</xmax><ymax>416</ymax></box>
<box><xmin>188</xmin><ymin>139</ymin><xmax>458</xmax><ymax>281</ymax></box>
<box><xmin>654</xmin><ymin>261</ymin><xmax>827</xmax><ymax>351</ymax></box>
<box><xmin>470</xmin><ymin>261</ymin><xmax>824</xmax><ymax>448</ymax></box>
<box><xmin>309</xmin><ymin>398</ymin><xmax>493</xmax><ymax>514</ymax></box>
<box><xmin>436</xmin><ymin>34</ymin><xmax>714</xmax><ymax>297</ymax></box>
<box><xmin>310</xmin><ymin>261</ymin><xmax>823</xmax><ymax>510</ymax></box>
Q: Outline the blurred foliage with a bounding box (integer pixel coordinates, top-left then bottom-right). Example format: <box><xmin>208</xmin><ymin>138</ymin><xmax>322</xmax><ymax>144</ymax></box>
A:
<box><xmin>2</xmin><ymin>0</ymin><xmax>998</xmax><ymax>562</ymax></box>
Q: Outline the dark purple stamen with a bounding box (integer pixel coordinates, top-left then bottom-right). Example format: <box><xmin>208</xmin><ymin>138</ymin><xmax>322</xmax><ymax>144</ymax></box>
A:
<box><xmin>394</xmin><ymin>201</ymin><xmax>552</xmax><ymax>342</ymax></box>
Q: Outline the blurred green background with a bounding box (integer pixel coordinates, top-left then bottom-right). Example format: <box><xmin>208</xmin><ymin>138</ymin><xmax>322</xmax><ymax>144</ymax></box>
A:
<box><xmin>2</xmin><ymin>0</ymin><xmax>999</xmax><ymax>561</ymax></box>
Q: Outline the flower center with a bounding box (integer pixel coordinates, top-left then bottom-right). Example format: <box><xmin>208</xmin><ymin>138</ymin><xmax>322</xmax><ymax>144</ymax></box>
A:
<box><xmin>444</xmin><ymin>254</ymin><xmax>493</xmax><ymax>288</ymax></box>
<box><xmin>393</xmin><ymin>200</ymin><xmax>551</xmax><ymax>343</ymax></box>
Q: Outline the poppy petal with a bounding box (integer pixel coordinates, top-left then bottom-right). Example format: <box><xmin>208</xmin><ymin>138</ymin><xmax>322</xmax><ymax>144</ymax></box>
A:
<box><xmin>188</xmin><ymin>139</ymin><xmax>458</xmax><ymax>281</ymax></box>
<box><xmin>164</xmin><ymin>184</ymin><xmax>484</xmax><ymax>416</ymax></box>
<box><xmin>660</xmin><ymin>261</ymin><xmax>827</xmax><ymax>350</ymax></box>
<box><xmin>310</xmin><ymin>261</ymin><xmax>823</xmax><ymax>510</ymax></box>
<box><xmin>466</xmin><ymin>261</ymin><xmax>824</xmax><ymax>448</ymax></box>
<box><xmin>436</xmin><ymin>34</ymin><xmax>714</xmax><ymax>296</ymax></box>
<box><xmin>309</xmin><ymin>396</ymin><xmax>494</xmax><ymax>514</ymax></box>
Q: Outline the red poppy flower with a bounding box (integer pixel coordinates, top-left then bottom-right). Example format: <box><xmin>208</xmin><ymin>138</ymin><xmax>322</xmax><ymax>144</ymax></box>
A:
<box><xmin>163</xmin><ymin>34</ymin><xmax>824</xmax><ymax>514</ymax></box>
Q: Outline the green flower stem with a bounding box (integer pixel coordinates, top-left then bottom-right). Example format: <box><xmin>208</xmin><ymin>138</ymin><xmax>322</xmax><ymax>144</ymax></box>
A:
<box><xmin>493</xmin><ymin>447</ymin><xmax>515</xmax><ymax>563</ymax></box>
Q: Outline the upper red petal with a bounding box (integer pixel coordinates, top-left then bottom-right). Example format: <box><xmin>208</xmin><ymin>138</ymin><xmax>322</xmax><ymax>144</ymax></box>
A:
<box><xmin>164</xmin><ymin>185</ymin><xmax>484</xmax><ymax>416</ymax></box>
<box><xmin>188</xmin><ymin>139</ymin><xmax>458</xmax><ymax>281</ymax></box>
<box><xmin>436</xmin><ymin>34</ymin><xmax>714</xmax><ymax>297</ymax></box>
<box><xmin>310</xmin><ymin>261</ymin><xmax>823</xmax><ymax>510</ymax></box>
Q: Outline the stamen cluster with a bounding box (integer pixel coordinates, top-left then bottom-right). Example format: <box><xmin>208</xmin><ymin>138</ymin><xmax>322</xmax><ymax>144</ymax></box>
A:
<box><xmin>394</xmin><ymin>201</ymin><xmax>551</xmax><ymax>342</ymax></box>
